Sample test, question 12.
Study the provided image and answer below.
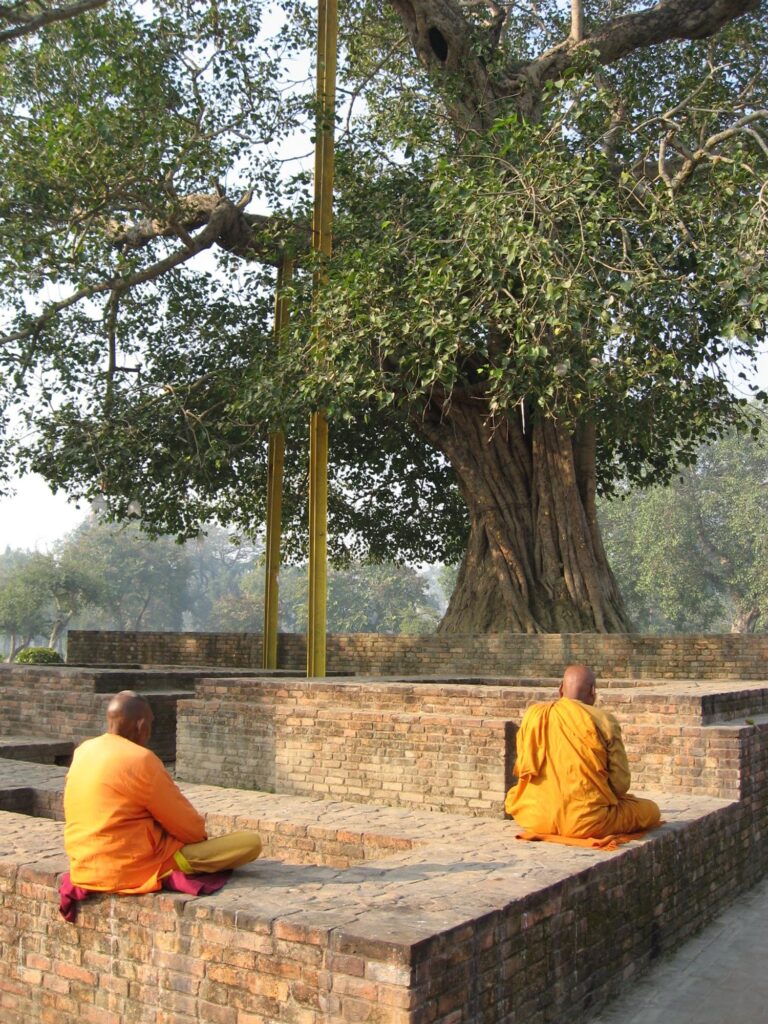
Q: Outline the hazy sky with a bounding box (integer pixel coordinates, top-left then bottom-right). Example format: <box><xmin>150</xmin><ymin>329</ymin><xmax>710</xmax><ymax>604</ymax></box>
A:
<box><xmin>0</xmin><ymin>474</ymin><xmax>87</xmax><ymax>552</ymax></box>
<box><xmin>2</xmin><ymin>349</ymin><xmax>766</xmax><ymax>552</ymax></box>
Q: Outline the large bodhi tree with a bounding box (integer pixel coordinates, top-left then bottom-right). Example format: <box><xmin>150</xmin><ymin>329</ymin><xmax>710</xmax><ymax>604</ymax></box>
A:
<box><xmin>1</xmin><ymin>0</ymin><xmax>767</xmax><ymax>632</ymax></box>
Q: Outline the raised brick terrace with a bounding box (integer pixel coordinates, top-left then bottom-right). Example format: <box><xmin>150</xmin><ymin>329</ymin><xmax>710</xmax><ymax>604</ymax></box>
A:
<box><xmin>0</xmin><ymin>756</ymin><xmax>762</xmax><ymax>1024</ymax></box>
<box><xmin>1</xmin><ymin>661</ymin><xmax>768</xmax><ymax>1023</ymax></box>
<box><xmin>0</xmin><ymin>664</ymin><xmax>296</xmax><ymax>764</ymax></box>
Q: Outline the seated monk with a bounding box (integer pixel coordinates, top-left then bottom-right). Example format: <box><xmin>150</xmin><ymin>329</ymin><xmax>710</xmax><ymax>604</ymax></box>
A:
<box><xmin>505</xmin><ymin>665</ymin><xmax>661</xmax><ymax>842</ymax></box>
<box><xmin>64</xmin><ymin>690</ymin><xmax>262</xmax><ymax>894</ymax></box>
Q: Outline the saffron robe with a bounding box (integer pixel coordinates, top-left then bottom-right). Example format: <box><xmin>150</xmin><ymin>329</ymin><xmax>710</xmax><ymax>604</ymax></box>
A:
<box><xmin>64</xmin><ymin>733</ymin><xmax>207</xmax><ymax>894</ymax></box>
<box><xmin>504</xmin><ymin>698</ymin><xmax>661</xmax><ymax>839</ymax></box>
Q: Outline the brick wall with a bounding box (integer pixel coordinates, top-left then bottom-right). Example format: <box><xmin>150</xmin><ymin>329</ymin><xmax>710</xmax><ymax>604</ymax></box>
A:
<box><xmin>176</xmin><ymin>678</ymin><xmax>768</xmax><ymax>814</ymax></box>
<box><xmin>177</xmin><ymin>681</ymin><xmax>520</xmax><ymax>815</ymax></box>
<box><xmin>68</xmin><ymin>630</ymin><xmax>264</xmax><ymax>668</ymax></box>
<box><xmin>68</xmin><ymin>629</ymin><xmax>768</xmax><ymax>679</ymax></box>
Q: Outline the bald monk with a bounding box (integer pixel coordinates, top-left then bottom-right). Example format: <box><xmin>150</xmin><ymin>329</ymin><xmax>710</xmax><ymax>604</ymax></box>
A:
<box><xmin>505</xmin><ymin>665</ymin><xmax>660</xmax><ymax>841</ymax></box>
<box><xmin>64</xmin><ymin>691</ymin><xmax>262</xmax><ymax>894</ymax></box>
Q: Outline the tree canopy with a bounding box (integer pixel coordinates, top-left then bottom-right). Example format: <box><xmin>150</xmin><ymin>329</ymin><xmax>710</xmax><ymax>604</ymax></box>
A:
<box><xmin>1</xmin><ymin>0</ymin><xmax>767</xmax><ymax>631</ymax></box>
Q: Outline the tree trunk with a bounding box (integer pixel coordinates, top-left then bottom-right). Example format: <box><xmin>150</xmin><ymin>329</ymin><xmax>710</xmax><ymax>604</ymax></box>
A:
<box><xmin>414</xmin><ymin>396</ymin><xmax>630</xmax><ymax>633</ymax></box>
<box><xmin>731</xmin><ymin>605</ymin><xmax>761</xmax><ymax>633</ymax></box>
<box><xmin>9</xmin><ymin>635</ymin><xmax>32</xmax><ymax>661</ymax></box>
<box><xmin>132</xmin><ymin>592</ymin><xmax>152</xmax><ymax>631</ymax></box>
<box><xmin>49</xmin><ymin>612</ymin><xmax>72</xmax><ymax>649</ymax></box>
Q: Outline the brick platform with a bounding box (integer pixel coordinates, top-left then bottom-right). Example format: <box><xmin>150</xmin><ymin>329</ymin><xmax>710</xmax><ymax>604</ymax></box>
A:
<box><xmin>0</xmin><ymin>664</ymin><xmax>198</xmax><ymax>763</ymax></box>
<box><xmin>0</xmin><ymin>752</ymin><xmax>765</xmax><ymax>1024</ymax></box>
<box><xmin>3</xmin><ymin>668</ymin><xmax>768</xmax><ymax>1023</ymax></box>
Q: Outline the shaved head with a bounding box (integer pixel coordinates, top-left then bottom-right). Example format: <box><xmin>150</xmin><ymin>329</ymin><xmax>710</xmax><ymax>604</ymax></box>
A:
<box><xmin>106</xmin><ymin>690</ymin><xmax>154</xmax><ymax>745</ymax></box>
<box><xmin>560</xmin><ymin>664</ymin><xmax>597</xmax><ymax>705</ymax></box>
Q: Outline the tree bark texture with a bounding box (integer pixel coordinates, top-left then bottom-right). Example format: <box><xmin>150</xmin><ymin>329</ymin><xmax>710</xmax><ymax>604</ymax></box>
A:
<box><xmin>415</xmin><ymin>397</ymin><xmax>630</xmax><ymax>633</ymax></box>
<box><xmin>730</xmin><ymin>604</ymin><xmax>761</xmax><ymax>633</ymax></box>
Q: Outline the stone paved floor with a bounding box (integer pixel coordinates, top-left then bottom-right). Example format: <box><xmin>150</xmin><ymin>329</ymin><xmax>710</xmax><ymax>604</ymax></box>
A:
<box><xmin>588</xmin><ymin>874</ymin><xmax>768</xmax><ymax>1024</ymax></box>
<box><xmin>0</xmin><ymin>757</ymin><xmax>736</xmax><ymax>952</ymax></box>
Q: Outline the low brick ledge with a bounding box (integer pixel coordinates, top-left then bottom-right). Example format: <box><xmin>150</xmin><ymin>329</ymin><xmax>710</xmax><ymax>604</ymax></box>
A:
<box><xmin>189</xmin><ymin>675</ymin><xmax>768</xmax><ymax>724</ymax></box>
<box><xmin>0</xmin><ymin>736</ymin><xmax>74</xmax><ymax>766</ymax></box>
<box><xmin>0</xmin><ymin>769</ymin><xmax>763</xmax><ymax>1024</ymax></box>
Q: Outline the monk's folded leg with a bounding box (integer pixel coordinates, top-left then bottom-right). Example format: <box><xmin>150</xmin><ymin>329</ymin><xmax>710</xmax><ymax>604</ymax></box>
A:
<box><xmin>603</xmin><ymin>794</ymin><xmax>661</xmax><ymax>836</ymax></box>
<box><xmin>175</xmin><ymin>830</ymin><xmax>262</xmax><ymax>874</ymax></box>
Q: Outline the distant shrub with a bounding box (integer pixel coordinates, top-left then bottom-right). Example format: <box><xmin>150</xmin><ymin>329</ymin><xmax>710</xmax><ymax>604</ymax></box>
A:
<box><xmin>15</xmin><ymin>647</ymin><xmax>63</xmax><ymax>665</ymax></box>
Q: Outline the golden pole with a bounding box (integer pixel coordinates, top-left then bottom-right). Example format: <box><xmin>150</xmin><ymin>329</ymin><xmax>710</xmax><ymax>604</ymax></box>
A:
<box><xmin>307</xmin><ymin>0</ymin><xmax>337</xmax><ymax>677</ymax></box>
<box><xmin>263</xmin><ymin>258</ymin><xmax>293</xmax><ymax>670</ymax></box>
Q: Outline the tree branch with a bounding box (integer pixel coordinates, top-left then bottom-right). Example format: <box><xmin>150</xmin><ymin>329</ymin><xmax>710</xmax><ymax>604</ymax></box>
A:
<box><xmin>105</xmin><ymin>192</ymin><xmax>309</xmax><ymax>265</ymax></box>
<box><xmin>523</xmin><ymin>0</ymin><xmax>760</xmax><ymax>96</ymax></box>
<box><xmin>387</xmin><ymin>0</ymin><xmax>760</xmax><ymax>124</ymax></box>
<box><xmin>669</xmin><ymin>108</ymin><xmax>768</xmax><ymax>191</ymax></box>
<box><xmin>3</xmin><ymin>197</ymin><xmax>240</xmax><ymax>346</ymax></box>
<box><xmin>0</xmin><ymin>0</ymin><xmax>110</xmax><ymax>43</ymax></box>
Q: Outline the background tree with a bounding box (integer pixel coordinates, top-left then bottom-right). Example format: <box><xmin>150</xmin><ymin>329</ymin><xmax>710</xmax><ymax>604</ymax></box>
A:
<box><xmin>208</xmin><ymin>560</ymin><xmax>441</xmax><ymax>634</ymax></box>
<box><xmin>0</xmin><ymin>544</ymin><xmax>103</xmax><ymax>654</ymax></box>
<box><xmin>1</xmin><ymin>0</ymin><xmax>766</xmax><ymax>633</ymax></box>
<box><xmin>62</xmin><ymin>518</ymin><xmax>192</xmax><ymax>631</ymax></box>
<box><xmin>599</xmin><ymin>417</ymin><xmax>768</xmax><ymax>633</ymax></box>
<box><xmin>329</xmin><ymin>563</ymin><xmax>441</xmax><ymax>634</ymax></box>
<box><xmin>0</xmin><ymin>550</ymin><xmax>51</xmax><ymax>659</ymax></box>
<box><xmin>45</xmin><ymin>547</ymin><xmax>104</xmax><ymax>647</ymax></box>
<box><xmin>0</xmin><ymin>526</ymin><xmax>441</xmax><ymax>647</ymax></box>
<box><xmin>184</xmin><ymin>525</ymin><xmax>261</xmax><ymax>630</ymax></box>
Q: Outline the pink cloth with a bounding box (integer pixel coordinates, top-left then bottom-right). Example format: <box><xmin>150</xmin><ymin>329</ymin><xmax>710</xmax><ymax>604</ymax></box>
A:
<box><xmin>58</xmin><ymin>869</ymin><xmax>231</xmax><ymax>922</ymax></box>
<box><xmin>59</xmin><ymin>873</ymin><xmax>91</xmax><ymax>921</ymax></box>
<box><xmin>161</xmin><ymin>869</ymin><xmax>232</xmax><ymax>895</ymax></box>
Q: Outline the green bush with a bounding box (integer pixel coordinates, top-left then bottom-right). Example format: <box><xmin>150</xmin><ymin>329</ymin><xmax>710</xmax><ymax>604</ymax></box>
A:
<box><xmin>15</xmin><ymin>647</ymin><xmax>63</xmax><ymax>665</ymax></box>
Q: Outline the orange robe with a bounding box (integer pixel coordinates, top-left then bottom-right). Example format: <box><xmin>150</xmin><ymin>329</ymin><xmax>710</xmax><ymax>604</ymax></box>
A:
<box><xmin>505</xmin><ymin>698</ymin><xmax>660</xmax><ymax>839</ymax></box>
<box><xmin>64</xmin><ymin>733</ymin><xmax>207</xmax><ymax>894</ymax></box>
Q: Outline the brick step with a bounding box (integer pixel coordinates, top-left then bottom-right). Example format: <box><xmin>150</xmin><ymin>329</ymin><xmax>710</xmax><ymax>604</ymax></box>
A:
<box><xmin>91</xmin><ymin>671</ymin><xmax>199</xmax><ymax>693</ymax></box>
<box><xmin>0</xmin><ymin>735</ymin><xmax>73</xmax><ymax>766</ymax></box>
